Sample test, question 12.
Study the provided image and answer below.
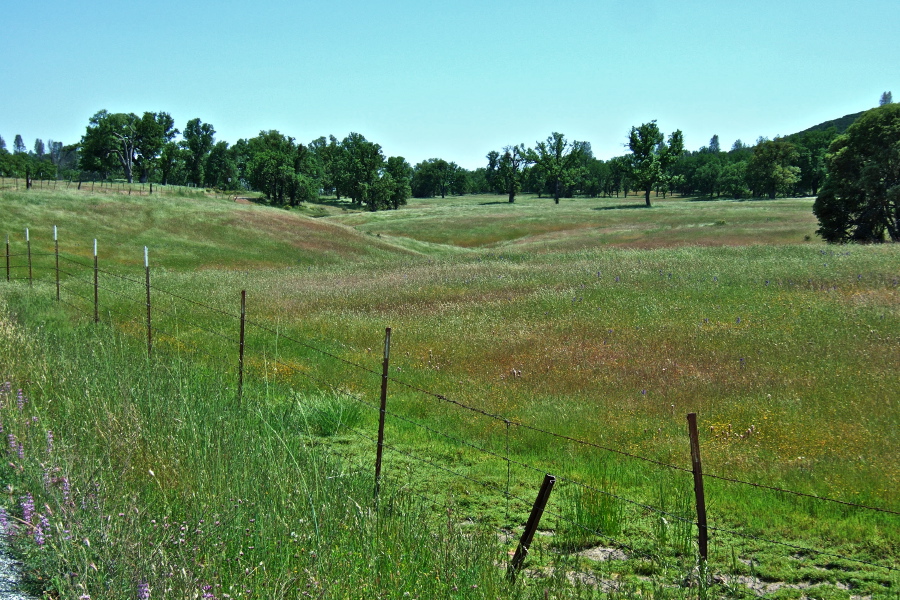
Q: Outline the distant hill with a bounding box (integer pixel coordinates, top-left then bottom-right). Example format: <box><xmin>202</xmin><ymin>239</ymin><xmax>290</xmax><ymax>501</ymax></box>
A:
<box><xmin>793</xmin><ymin>110</ymin><xmax>866</xmax><ymax>136</ymax></box>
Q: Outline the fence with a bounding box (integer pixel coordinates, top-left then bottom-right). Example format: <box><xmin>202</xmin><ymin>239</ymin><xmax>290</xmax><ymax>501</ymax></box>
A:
<box><xmin>2</xmin><ymin>226</ymin><xmax>898</xmax><ymax>593</ymax></box>
<box><xmin>0</xmin><ymin>176</ymin><xmax>231</xmax><ymax>198</ymax></box>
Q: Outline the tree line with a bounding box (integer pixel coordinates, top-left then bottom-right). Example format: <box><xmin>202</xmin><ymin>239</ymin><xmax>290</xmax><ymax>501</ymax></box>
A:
<box><xmin>1</xmin><ymin>92</ymin><xmax>896</xmax><ymax>241</ymax></box>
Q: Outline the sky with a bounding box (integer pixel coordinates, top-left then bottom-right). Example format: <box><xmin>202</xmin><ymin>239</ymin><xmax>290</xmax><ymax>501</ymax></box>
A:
<box><xmin>1</xmin><ymin>0</ymin><xmax>897</xmax><ymax>170</ymax></box>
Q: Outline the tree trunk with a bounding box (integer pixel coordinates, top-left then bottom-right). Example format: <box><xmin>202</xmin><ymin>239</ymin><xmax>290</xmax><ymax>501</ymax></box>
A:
<box><xmin>645</xmin><ymin>189</ymin><xmax>652</xmax><ymax>207</ymax></box>
<box><xmin>508</xmin><ymin>190</ymin><xmax>515</xmax><ymax>203</ymax></box>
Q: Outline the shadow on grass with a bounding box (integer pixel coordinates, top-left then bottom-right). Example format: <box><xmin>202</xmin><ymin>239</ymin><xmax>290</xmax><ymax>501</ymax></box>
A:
<box><xmin>479</xmin><ymin>201</ymin><xmax>515</xmax><ymax>206</ymax></box>
<box><xmin>591</xmin><ymin>204</ymin><xmax>650</xmax><ymax>211</ymax></box>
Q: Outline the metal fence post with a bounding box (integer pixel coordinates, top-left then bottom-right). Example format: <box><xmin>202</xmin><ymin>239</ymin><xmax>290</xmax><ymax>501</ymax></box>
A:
<box><xmin>508</xmin><ymin>474</ymin><xmax>557</xmax><ymax>583</ymax></box>
<box><xmin>238</xmin><ymin>290</ymin><xmax>246</xmax><ymax>401</ymax></box>
<box><xmin>93</xmin><ymin>239</ymin><xmax>99</xmax><ymax>324</ymax></box>
<box><xmin>145</xmin><ymin>247</ymin><xmax>152</xmax><ymax>357</ymax></box>
<box><xmin>5</xmin><ymin>235</ymin><xmax>9</xmax><ymax>282</ymax></box>
<box><xmin>374</xmin><ymin>327</ymin><xmax>392</xmax><ymax>500</ymax></box>
<box><xmin>26</xmin><ymin>228</ymin><xmax>32</xmax><ymax>287</ymax></box>
<box><xmin>54</xmin><ymin>226</ymin><xmax>60</xmax><ymax>300</ymax></box>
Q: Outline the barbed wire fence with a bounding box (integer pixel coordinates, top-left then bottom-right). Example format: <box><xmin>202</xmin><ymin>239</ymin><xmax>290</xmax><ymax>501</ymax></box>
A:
<box><xmin>2</xmin><ymin>226</ymin><xmax>898</xmax><ymax>594</ymax></box>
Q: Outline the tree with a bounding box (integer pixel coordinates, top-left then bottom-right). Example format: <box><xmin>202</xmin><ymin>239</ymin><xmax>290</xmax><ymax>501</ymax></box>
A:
<box><xmin>0</xmin><ymin>135</ymin><xmax>5</xmax><ymax>151</ymax></box>
<box><xmin>14</xmin><ymin>135</ymin><xmax>26</xmax><ymax>154</ymax></box>
<box><xmin>709</xmin><ymin>135</ymin><xmax>721</xmax><ymax>153</ymax></box>
<box><xmin>79</xmin><ymin>110</ymin><xmax>140</xmax><ymax>182</ymax></box>
<box><xmin>33</xmin><ymin>139</ymin><xmax>45</xmax><ymax>159</ymax></box>
<box><xmin>383</xmin><ymin>156</ymin><xmax>413</xmax><ymax>209</ymax></box>
<box><xmin>245</xmin><ymin>130</ymin><xmax>317</xmax><ymax>205</ymax></box>
<box><xmin>334</xmin><ymin>133</ymin><xmax>384</xmax><ymax>207</ymax></box>
<box><xmin>487</xmin><ymin>144</ymin><xmax>531</xmax><ymax>203</ymax></box>
<box><xmin>880</xmin><ymin>91</ymin><xmax>892</xmax><ymax>106</ymax></box>
<box><xmin>813</xmin><ymin>103</ymin><xmax>900</xmax><ymax>243</ymax></box>
<box><xmin>182</xmin><ymin>118</ymin><xmax>215</xmax><ymax>187</ymax></box>
<box><xmin>745</xmin><ymin>140</ymin><xmax>800</xmax><ymax>198</ymax></box>
<box><xmin>134</xmin><ymin>112</ymin><xmax>177</xmax><ymax>183</ymax></box>
<box><xmin>627</xmin><ymin>121</ymin><xmax>683</xmax><ymax>206</ymax></box>
<box><xmin>529</xmin><ymin>132</ymin><xmax>588</xmax><ymax>204</ymax></box>
<box><xmin>204</xmin><ymin>141</ymin><xmax>238</xmax><ymax>189</ymax></box>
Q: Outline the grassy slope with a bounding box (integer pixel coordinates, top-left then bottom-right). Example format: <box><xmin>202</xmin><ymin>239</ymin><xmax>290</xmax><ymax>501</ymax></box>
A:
<box><xmin>1</xmin><ymin>187</ymin><xmax>898</xmax><ymax>598</ymax></box>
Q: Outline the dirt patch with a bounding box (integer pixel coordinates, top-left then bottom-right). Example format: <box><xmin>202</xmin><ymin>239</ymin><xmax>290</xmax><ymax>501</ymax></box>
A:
<box><xmin>578</xmin><ymin>546</ymin><xmax>628</xmax><ymax>562</ymax></box>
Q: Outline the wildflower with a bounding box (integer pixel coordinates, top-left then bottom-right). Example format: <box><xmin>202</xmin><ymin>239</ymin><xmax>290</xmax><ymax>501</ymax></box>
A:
<box><xmin>35</xmin><ymin>514</ymin><xmax>49</xmax><ymax>546</ymax></box>
<box><xmin>17</xmin><ymin>389</ymin><xmax>26</xmax><ymax>411</ymax></box>
<box><xmin>21</xmin><ymin>493</ymin><xmax>35</xmax><ymax>524</ymax></box>
<box><xmin>0</xmin><ymin>507</ymin><xmax>9</xmax><ymax>535</ymax></box>
<box><xmin>137</xmin><ymin>581</ymin><xmax>150</xmax><ymax>600</ymax></box>
<box><xmin>46</xmin><ymin>430</ymin><xmax>54</xmax><ymax>454</ymax></box>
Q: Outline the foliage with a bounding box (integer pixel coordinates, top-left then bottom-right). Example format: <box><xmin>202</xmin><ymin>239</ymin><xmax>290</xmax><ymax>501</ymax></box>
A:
<box><xmin>489</xmin><ymin>144</ymin><xmax>531</xmax><ymax>203</ymax></box>
<box><xmin>528</xmin><ymin>132</ymin><xmax>590</xmax><ymax>204</ymax></box>
<box><xmin>813</xmin><ymin>103</ymin><xmax>900</xmax><ymax>242</ymax></box>
<box><xmin>745</xmin><ymin>140</ymin><xmax>800</xmax><ymax>199</ymax></box>
<box><xmin>627</xmin><ymin>121</ymin><xmax>683</xmax><ymax>206</ymax></box>
<box><xmin>182</xmin><ymin>118</ymin><xmax>216</xmax><ymax>187</ymax></box>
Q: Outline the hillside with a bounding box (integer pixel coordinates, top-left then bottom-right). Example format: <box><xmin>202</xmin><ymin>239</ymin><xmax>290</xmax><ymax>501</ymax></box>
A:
<box><xmin>793</xmin><ymin>109</ymin><xmax>865</xmax><ymax>136</ymax></box>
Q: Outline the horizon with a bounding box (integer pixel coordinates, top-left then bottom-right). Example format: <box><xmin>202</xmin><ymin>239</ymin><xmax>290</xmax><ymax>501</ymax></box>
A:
<box><xmin>1</xmin><ymin>0</ymin><xmax>896</xmax><ymax>171</ymax></box>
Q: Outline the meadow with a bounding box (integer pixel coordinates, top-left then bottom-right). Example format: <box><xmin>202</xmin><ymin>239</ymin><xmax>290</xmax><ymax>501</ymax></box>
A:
<box><xmin>0</xmin><ymin>184</ymin><xmax>897</xmax><ymax>599</ymax></box>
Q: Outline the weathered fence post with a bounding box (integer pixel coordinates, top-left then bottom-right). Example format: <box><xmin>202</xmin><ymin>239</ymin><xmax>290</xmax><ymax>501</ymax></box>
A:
<box><xmin>145</xmin><ymin>247</ymin><xmax>152</xmax><ymax>357</ymax></box>
<box><xmin>54</xmin><ymin>226</ymin><xmax>60</xmax><ymax>301</ymax></box>
<box><xmin>93</xmin><ymin>239</ymin><xmax>99</xmax><ymax>324</ymax></box>
<box><xmin>26</xmin><ymin>228</ymin><xmax>32</xmax><ymax>287</ymax></box>
<box><xmin>373</xmin><ymin>327</ymin><xmax>392</xmax><ymax>500</ymax></box>
<box><xmin>4</xmin><ymin>234</ymin><xmax>9</xmax><ymax>282</ymax></box>
<box><xmin>687</xmin><ymin>412</ymin><xmax>709</xmax><ymax>562</ymax></box>
<box><xmin>508</xmin><ymin>474</ymin><xmax>556</xmax><ymax>583</ymax></box>
<box><xmin>238</xmin><ymin>290</ymin><xmax>246</xmax><ymax>401</ymax></box>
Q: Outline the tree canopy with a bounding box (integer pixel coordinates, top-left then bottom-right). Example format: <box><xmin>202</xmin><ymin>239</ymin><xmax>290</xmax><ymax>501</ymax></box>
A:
<box><xmin>813</xmin><ymin>103</ymin><xmax>900</xmax><ymax>243</ymax></box>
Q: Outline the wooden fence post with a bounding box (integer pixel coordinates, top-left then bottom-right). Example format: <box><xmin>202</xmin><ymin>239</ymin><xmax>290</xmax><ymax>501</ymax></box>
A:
<box><xmin>687</xmin><ymin>412</ymin><xmax>709</xmax><ymax>562</ymax></box>
<box><xmin>373</xmin><ymin>327</ymin><xmax>392</xmax><ymax>500</ymax></box>
<box><xmin>508</xmin><ymin>474</ymin><xmax>557</xmax><ymax>583</ymax></box>
<box><xmin>93</xmin><ymin>239</ymin><xmax>99</xmax><ymax>324</ymax></box>
<box><xmin>4</xmin><ymin>235</ymin><xmax>9</xmax><ymax>282</ymax></box>
<box><xmin>238</xmin><ymin>290</ymin><xmax>246</xmax><ymax>401</ymax></box>
<box><xmin>145</xmin><ymin>247</ymin><xmax>152</xmax><ymax>357</ymax></box>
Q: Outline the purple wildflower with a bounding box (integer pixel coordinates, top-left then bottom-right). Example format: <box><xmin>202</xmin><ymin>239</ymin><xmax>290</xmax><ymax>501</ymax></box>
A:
<box><xmin>46</xmin><ymin>430</ymin><xmax>54</xmax><ymax>455</ymax></box>
<box><xmin>17</xmin><ymin>390</ymin><xmax>26</xmax><ymax>411</ymax></box>
<box><xmin>35</xmin><ymin>514</ymin><xmax>49</xmax><ymax>546</ymax></box>
<box><xmin>0</xmin><ymin>507</ymin><xmax>9</xmax><ymax>536</ymax></box>
<box><xmin>137</xmin><ymin>580</ymin><xmax>150</xmax><ymax>600</ymax></box>
<box><xmin>21</xmin><ymin>493</ymin><xmax>35</xmax><ymax>525</ymax></box>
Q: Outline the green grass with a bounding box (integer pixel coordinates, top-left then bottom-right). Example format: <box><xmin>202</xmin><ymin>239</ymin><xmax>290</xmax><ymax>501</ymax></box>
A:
<box><xmin>1</xmin><ymin>185</ymin><xmax>898</xmax><ymax>598</ymax></box>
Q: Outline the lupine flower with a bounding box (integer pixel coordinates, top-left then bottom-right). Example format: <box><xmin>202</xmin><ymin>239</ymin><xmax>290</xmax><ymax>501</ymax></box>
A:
<box><xmin>34</xmin><ymin>514</ymin><xmax>49</xmax><ymax>546</ymax></box>
<box><xmin>137</xmin><ymin>580</ymin><xmax>150</xmax><ymax>600</ymax></box>
<box><xmin>46</xmin><ymin>430</ymin><xmax>54</xmax><ymax>455</ymax></box>
<box><xmin>21</xmin><ymin>493</ymin><xmax>35</xmax><ymax>524</ymax></box>
<box><xmin>17</xmin><ymin>390</ymin><xmax>26</xmax><ymax>411</ymax></box>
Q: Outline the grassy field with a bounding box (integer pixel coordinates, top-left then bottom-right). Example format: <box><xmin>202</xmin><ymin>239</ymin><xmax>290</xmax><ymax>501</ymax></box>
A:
<box><xmin>0</xmin><ymin>186</ymin><xmax>898</xmax><ymax>599</ymax></box>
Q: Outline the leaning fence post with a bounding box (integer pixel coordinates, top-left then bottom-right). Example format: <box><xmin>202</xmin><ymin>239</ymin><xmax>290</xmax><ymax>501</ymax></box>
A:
<box><xmin>373</xmin><ymin>327</ymin><xmax>392</xmax><ymax>500</ymax></box>
<box><xmin>26</xmin><ymin>228</ymin><xmax>32</xmax><ymax>287</ymax></box>
<box><xmin>687</xmin><ymin>412</ymin><xmax>709</xmax><ymax>562</ymax></box>
<box><xmin>238</xmin><ymin>290</ymin><xmax>246</xmax><ymax>401</ymax></box>
<box><xmin>54</xmin><ymin>226</ymin><xmax>59</xmax><ymax>301</ymax></box>
<box><xmin>93</xmin><ymin>239</ymin><xmax>99</xmax><ymax>324</ymax></box>
<box><xmin>508</xmin><ymin>474</ymin><xmax>556</xmax><ymax>583</ymax></box>
<box><xmin>145</xmin><ymin>247</ymin><xmax>152</xmax><ymax>357</ymax></box>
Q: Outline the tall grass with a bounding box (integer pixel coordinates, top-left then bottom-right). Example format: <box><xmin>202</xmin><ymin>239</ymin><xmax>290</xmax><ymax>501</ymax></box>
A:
<box><xmin>2</xmin><ymin>187</ymin><xmax>898</xmax><ymax>598</ymax></box>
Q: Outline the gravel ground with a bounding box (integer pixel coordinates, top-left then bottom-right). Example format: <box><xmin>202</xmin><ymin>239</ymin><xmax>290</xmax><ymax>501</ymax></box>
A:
<box><xmin>0</xmin><ymin>529</ymin><xmax>37</xmax><ymax>600</ymax></box>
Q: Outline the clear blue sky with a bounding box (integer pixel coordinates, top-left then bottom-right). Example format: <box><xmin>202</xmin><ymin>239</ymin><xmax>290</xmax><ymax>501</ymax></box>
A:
<box><xmin>2</xmin><ymin>0</ymin><xmax>897</xmax><ymax>170</ymax></box>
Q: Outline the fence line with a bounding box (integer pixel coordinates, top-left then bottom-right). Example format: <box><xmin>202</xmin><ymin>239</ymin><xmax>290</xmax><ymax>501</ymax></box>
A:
<box><xmin>3</xmin><ymin>227</ymin><xmax>898</xmax><ymax>586</ymax></box>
